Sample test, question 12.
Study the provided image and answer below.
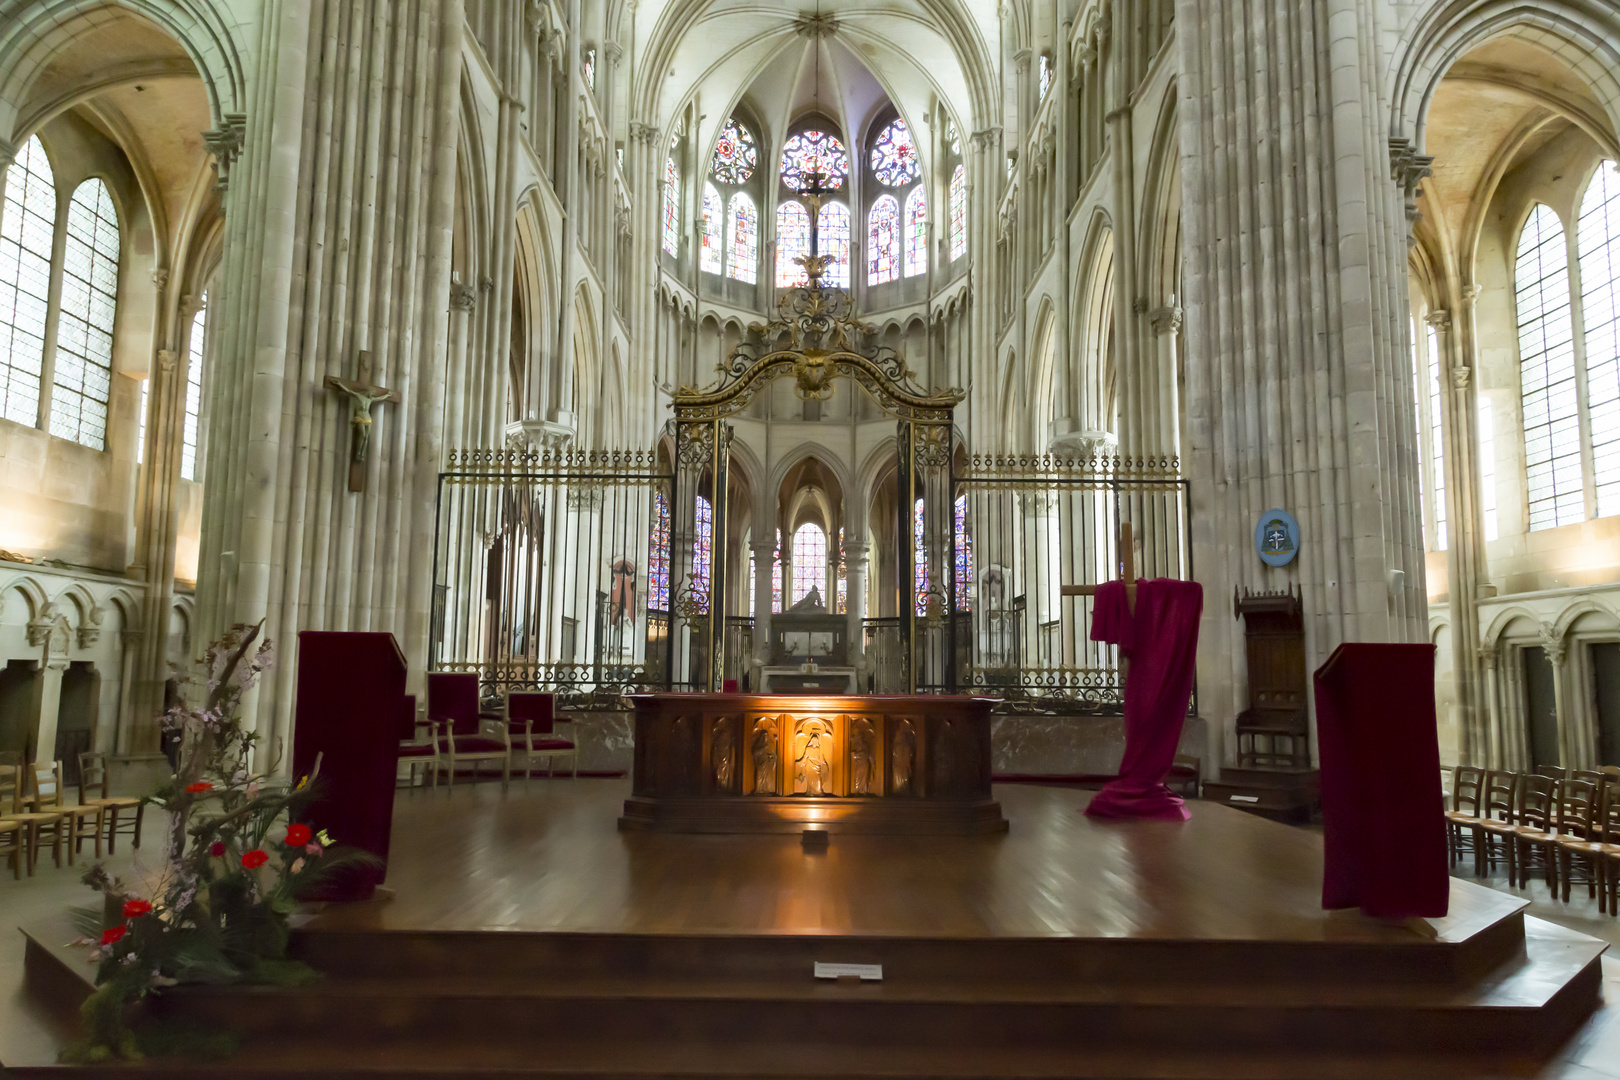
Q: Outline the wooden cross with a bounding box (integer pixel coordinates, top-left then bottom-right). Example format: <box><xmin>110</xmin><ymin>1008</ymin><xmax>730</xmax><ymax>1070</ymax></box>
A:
<box><xmin>324</xmin><ymin>350</ymin><xmax>400</xmax><ymax>492</ymax></box>
<box><xmin>1061</xmin><ymin>521</ymin><xmax>1140</xmax><ymax>614</ymax></box>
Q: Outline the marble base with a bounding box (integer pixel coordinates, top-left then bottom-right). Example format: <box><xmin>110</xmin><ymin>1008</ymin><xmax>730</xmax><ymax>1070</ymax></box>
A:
<box><xmin>562</xmin><ymin>709</ymin><xmax>1208</xmax><ymax>780</ymax></box>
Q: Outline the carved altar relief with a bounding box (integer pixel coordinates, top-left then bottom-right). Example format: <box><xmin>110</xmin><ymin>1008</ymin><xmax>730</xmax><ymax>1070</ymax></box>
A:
<box><xmin>892</xmin><ymin>718</ymin><xmax>916</xmax><ymax>796</ymax></box>
<box><xmin>793</xmin><ymin>717</ymin><xmax>835</xmax><ymax>795</ymax></box>
<box><xmin>850</xmin><ymin>717</ymin><xmax>876</xmax><ymax>795</ymax></box>
<box><xmin>711</xmin><ymin>715</ymin><xmax>736</xmax><ymax>792</ymax></box>
<box><xmin>750</xmin><ymin>716</ymin><xmax>780</xmax><ymax>795</ymax></box>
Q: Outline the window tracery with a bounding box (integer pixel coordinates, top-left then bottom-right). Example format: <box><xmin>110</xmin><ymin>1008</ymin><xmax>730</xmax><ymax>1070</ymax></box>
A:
<box><xmin>775</xmin><ymin>200</ymin><xmax>811</xmax><ymax>287</ymax></box>
<box><xmin>726</xmin><ymin>192</ymin><xmax>756</xmax><ymax>284</ymax></box>
<box><xmin>954</xmin><ymin>494</ymin><xmax>972</xmax><ymax>611</ymax></box>
<box><xmin>949</xmin><ymin>164</ymin><xmax>967</xmax><ymax>261</ymax></box>
<box><xmin>870</xmin><ymin>120</ymin><xmax>919</xmax><ymax>187</ymax></box>
<box><xmin>53</xmin><ymin>178</ymin><xmax>119</xmax><ymax>450</ymax></box>
<box><xmin>700</xmin><ymin>183</ymin><xmax>723</xmax><ymax>274</ymax></box>
<box><xmin>649</xmin><ymin>490</ymin><xmax>672</xmax><ymax>610</ymax></box>
<box><xmin>817</xmin><ymin>202</ymin><xmax>850</xmax><ymax>288</ymax></box>
<box><xmin>1579</xmin><ymin>161</ymin><xmax>1620</xmax><ymax>517</ymax></box>
<box><xmin>780</xmin><ymin>131</ymin><xmax>848</xmax><ymax>193</ymax></box>
<box><xmin>792</xmin><ymin>523</ymin><xmax>825</xmax><ymax>605</ymax></box>
<box><xmin>182</xmin><ymin>299</ymin><xmax>206</xmax><ymax>481</ymax></box>
<box><xmin>691</xmin><ymin>494</ymin><xmax>714</xmax><ymax>610</ymax></box>
<box><xmin>868</xmin><ymin>194</ymin><xmax>901</xmax><ymax>284</ymax></box>
<box><xmin>1516</xmin><ymin>203</ymin><xmax>1581</xmax><ymax>531</ymax></box>
<box><xmin>662</xmin><ymin>158</ymin><xmax>680</xmax><ymax>256</ymax></box>
<box><xmin>904</xmin><ymin>187</ymin><xmax>927</xmax><ymax>278</ymax></box>
<box><xmin>0</xmin><ymin>135</ymin><xmax>55</xmax><ymax>427</ymax></box>
<box><xmin>710</xmin><ymin>120</ymin><xmax>757</xmax><ymax>185</ymax></box>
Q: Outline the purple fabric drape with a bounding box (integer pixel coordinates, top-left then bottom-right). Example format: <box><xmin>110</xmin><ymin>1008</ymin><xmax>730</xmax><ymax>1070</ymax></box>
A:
<box><xmin>1084</xmin><ymin>578</ymin><xmax>1205</xmax><ymax>822</ymax></box>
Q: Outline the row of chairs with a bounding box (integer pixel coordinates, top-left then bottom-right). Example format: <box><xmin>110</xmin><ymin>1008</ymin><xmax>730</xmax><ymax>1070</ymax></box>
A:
<box><xmin>0</xmin><ymin>752</ymin><xmax>144</xmax><ymax>879</ymax></box>
<box><xmin>1444</xmin><ymin>765</ymin><xmax>1620</xmax><ymax>915</ymax></box>
<box><xmin>395</xmin><ymin>674</ymin><xmax>577</xmax><ymax>791</ymax></box>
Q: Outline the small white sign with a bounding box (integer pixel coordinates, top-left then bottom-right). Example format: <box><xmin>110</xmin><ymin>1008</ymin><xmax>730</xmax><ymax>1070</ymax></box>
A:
<box><xmin>814</xmin><ymin>962</ymin><xmax>883</xmax><ymax>981</ymax></box>
<box><xmin>1229</xmin><ymin>794</ymin><xmax>1260</xmax><ymax>803</ymax></box>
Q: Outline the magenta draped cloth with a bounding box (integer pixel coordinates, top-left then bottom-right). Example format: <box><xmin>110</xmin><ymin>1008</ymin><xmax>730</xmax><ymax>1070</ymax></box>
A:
<box><xmin>1084</xmin><ymin>578</ymin><xmax>1204</xmax><ymax>822</ymax></box>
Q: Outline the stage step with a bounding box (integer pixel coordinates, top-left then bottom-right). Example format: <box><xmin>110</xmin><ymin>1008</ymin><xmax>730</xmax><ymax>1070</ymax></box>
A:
<box><xmin>1203</xmin><ymin>766</ymin><xmax>1320</xmax><ymax>823</ymax></box>
<box><xmin>9</xmin><ymin>913</ymin><xmax>1606</xmax><ymax>1077</ymax></box>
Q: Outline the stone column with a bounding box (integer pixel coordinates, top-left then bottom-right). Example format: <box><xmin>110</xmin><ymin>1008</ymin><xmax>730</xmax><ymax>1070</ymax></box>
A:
<box><xmin>1541</xmin><ymin>628</ymin><xmax>1570</xmax><ymax>769</ymax></box>
<box><xmin>1477</xmin><ymin>642</ymin><xmax>1501</xmax><ymax>770</ymax></box>
<box><xmin>750</xmin><ymin>537</ymin><xmax>776</xmax><ymax>684</ymax></box>
<box><xmin>845</xmin><ymin>538</ymin><xmax>870</xmax><ymax>681</ymax></box>
<box><xmin>1175</xmin><ymin>0</ymin><xmax>1428</xmax><ymax>765</ymax></box>
<box><xmin>114</xmin><ymin>627</ymin><xmax>141</xmax><ymax>754</ymax></box>
<box><xmin>132</xmin><ymin>333</ymin><xmax>186</xmax><ymax>754</ymax></box>
<box><xmin>1149</xmin><ymin>305</ymin><xmax>1183</xmax><ymax>459</ymax></box>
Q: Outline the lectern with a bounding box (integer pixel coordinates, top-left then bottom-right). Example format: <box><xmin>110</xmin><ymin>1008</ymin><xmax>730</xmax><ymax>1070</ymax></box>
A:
<box><xmin>292</xmin><ymin>631</ymin><xmax>407</xmax><ymax>901</ymax></box>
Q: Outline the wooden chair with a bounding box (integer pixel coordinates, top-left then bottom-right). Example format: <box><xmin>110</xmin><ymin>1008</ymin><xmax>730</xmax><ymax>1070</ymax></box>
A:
<box><xmin>8</xmin><ymin>762</ymin><xmax>70</xmax><ymax>874</ymax></box>
<box><xmin>507</xmin><ymin>692</ymin><xmax>576</xmax><ymax>781</ymax></box>
<box><xmin>1510</xmin><ymin>773</ymin><xmax>1560</xmax><ymax>892</ymax></box>
<box><xmin>1535</xmin><ymin>765</ymin><xmax>1567</xmax><ymax>781</ymax></box>
<box><xmin>1553</xmin><ymin>779</ymin><xmax>1604</xmax><ymax>904</ymax></box>
<box><xmin>77</xmin><ymin>752</ymin><xmax>144</xmax><ymax>853</ymax></box>
<box><xmin>1472</xmin><ymin>770</ymin><xmax>1519</xmax><ymax>879</ymax></box>
<box><xmin>1168</xmin><ymin>753</ymin><xmax>1202</xmax><ymax>799</ymax></box>
<box><xmin>1559</xmin><ymin>783</ymin><xmax>1620</xmax><ymax>915</ymax></box>
<box><xmin>1445</xmin><ymin>766</ymin><xmax>1484</xmax><ymax>869</ymax></box>
<box><xmin>429</xmin><ymin>672</ymin><xmax>510</xmax><ymax>790</ymax></box>
<box><xmin>0</xmin><ymin>758</ymin><xmax>23</xmax><ymax>879</ymax></box>
<box><xmin>395</xmin><ymin>694</ymin><xmax>440</xmax><ymax>791</ymax></box>
<box><xmin>31</xmin><ymin>760</ymin><xmax>103</xmax><ymax>865</ymax></box>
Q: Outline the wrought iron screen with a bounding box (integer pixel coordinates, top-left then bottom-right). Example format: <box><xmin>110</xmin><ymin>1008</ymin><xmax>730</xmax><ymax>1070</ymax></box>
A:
<box><xmin>430</xmin><ymin>448</ymin><xmax>675</xmax><ymax>707</ymax></box>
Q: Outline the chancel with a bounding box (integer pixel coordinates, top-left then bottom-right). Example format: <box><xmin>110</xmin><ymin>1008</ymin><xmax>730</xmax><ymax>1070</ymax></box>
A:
<box><xmin>2</xmin><ymin>0</ymin><xmax>1620</xmax><ymax>1075</ymax></box>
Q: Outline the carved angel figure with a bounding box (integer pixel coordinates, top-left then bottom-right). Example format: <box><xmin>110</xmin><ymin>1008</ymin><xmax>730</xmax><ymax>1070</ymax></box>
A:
<box><xmin>794</xmin><ymin>718</ymin><xmax>833</xmax><ymax>796</ymax></box>
<box><xmin>892</xmin><ymin>720</ymin><xmax>916</xmax><ymax>796</ymax></box>
<box><xmin>850</xmin><ymin>718</ymin><xmax>875</xmax><ymax>796</ymax></box>
<box><xmin>751</xmin><ymin>718</ymin><xmax>778</xmax><ymax>795</ymax></box>
<box><xmin>712</xmin><ymin>716</ymin><xmax>735</xmax><ymax>792</ymax></box>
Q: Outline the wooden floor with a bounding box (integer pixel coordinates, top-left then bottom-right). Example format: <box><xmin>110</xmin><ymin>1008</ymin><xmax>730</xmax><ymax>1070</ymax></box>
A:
<box><xmin>308</xmin><ymin>777</ymin><xmax>1522</xmax><ymax>945</ymax></box>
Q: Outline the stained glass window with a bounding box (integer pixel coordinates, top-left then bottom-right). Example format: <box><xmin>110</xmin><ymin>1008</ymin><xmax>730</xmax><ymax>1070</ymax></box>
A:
<box><xmin>953</xmin><ymin>494</ymin><xmax>973</xmax><ymax>611</ymax></box>
<box><xmin>690</xmin><ymin>495</ymin><xmax>714</xmax><ymax>611</ymax></box>
<box><xmin>868</xmin><ymin>195</ymin><xmax>900</xmax><ymax>285</ymax></box>
<box><xmin>776</xmin><ymin>200</ymin><xmax>810</xmax><ymax>287</ymax></box>
<box><xmin>700</xmin><ymin>183</ymin><xmax>723</xmax><ymax>274</ymax></box>
<box><xmin>1410</xmin><ymin>321</ymin><xmax>1427</xmax><ymax>547</ymax></box>
<box><xmin>1425</xmin><ymin>321</ymin><xmax>1446</xmax><ymax>551</ymax></box>
<box><xmin>870</xmin><ymin>120</ymin><xmax>920</xmax><ymax>187</ymax></box>
<box><xmin>904</xmin><ymin>187</ymin><xmax>927</xmax><ymax>278</ymax></box>
<box><xmin>913</xmin><ymin>497</ymin><xmax>928</xmax><ymax>617</ymax></box>
<box><xmin>792</xmin><ymin>523</ymin><xmax>825</xmax><ymax>605</ymax></box>
<box><xmin>948</xmin><ymin>164</ymin><xmax>967</xmax><ymax>261</ymax></box>
<box><xmin>649</xmin><ymin>491</ymin><xmax>672</xmax><ymax>610</ymax></box>
<box><xmin>710</xmin><ymin>119</ymin><xmax>758</xmax><ymax>184</ymax></box>
<box><xmin>779</xmin><ymin>131</ymin><xmax>848</xmax><ymax>193</ymax></box>
<box><xmin>726</xmin><ymin>192</ymin><xmax>756</xmax><ymax>284</ymax></box>
<box><xmin>836</xmin><ymin>527</ymin><xmax>847</xmax><ymax>614</ymax></box>
<box><xmin>772</xmin><ymin>546</ymin><xmax>783</xmax><ymax>613</ymax></box>
<box><xmin>662</xmin><ymin>158</ymin><xmax>680</xmax><ymax>256</ymax></box>
<box><xmin>818</xmin><ymin>201</ymin><xmax>850</xmax><ymax>288</ymax></box>
<box><xmin>1578</xmin><ymin>160</ymin><xmax>1620</xmax><ymax>518</ymax></box>
<box><xmin>1039</xmin><ymin>54</ymin><xmax>1052</xmax><ymax>100</ymax></box>
<box><xmin>1516</xmin><ymin>203</ymin><xmax>1581</xmax><ymax>531</ymax></box>
<box><xmin>583</xmin><ymin>48</ymin><xmax>596</xmax><ymax>93</ymax></box>
<box><xmin>0</xmin><ymin>135</ymin><xmax>55</xmax><ymax>428</ymax></box>
<box><xmin>182</xmin><ymin>299</ymin><xmax>206</xmax><ymax>481</ymax></box>
<box><xmin>53</xmin><ymin>178</ymin><xmax>119</xmax><ymax>450</ymax></box>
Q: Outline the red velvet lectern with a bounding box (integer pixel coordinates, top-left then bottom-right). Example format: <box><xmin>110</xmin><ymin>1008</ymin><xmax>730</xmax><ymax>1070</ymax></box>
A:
<box><xmin>1314</xmin><ymin>642</ymin><xmax>1449</xmax><ymax>918</ymax></box>
<box><xmin>292</xmin><ymin>631</ymin><xmax>407</xmax><ymax>901</ymax></box>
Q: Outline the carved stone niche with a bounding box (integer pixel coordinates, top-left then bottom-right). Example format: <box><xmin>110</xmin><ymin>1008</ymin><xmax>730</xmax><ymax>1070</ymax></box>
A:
<box><xmin>621</xmin><ymin>694</ymin><xmax>1006</xmax><ymax>834</ymax></box>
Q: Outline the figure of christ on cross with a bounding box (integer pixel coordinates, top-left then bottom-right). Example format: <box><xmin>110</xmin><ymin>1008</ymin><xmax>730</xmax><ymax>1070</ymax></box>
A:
<box><xmin>324</xmin><ymin>350</ymin><xmax>401</xmax><ymax>492</ymax></box>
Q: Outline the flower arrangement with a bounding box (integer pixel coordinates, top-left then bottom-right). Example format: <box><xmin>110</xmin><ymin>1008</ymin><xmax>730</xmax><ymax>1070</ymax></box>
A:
<box><xmin>69</xmin><ymin>621</ymin><xmax>375</xmax><ymax>1062</ymax></box>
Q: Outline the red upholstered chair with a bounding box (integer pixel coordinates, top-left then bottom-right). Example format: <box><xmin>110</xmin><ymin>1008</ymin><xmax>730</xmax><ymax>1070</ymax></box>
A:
<box><xmin>395</xmin><ymin>694</ymin><xmax>439</xmax><ymax>791</ymax></box>
<box><xmin>428</xmin><ymin>673</ymin><xmax>510</xmax><ymax>790</ymax></box>
<box><xmin>507</xmin><ymin>692</ymin><xmax>576</xmax><ymax>780</ymax></box>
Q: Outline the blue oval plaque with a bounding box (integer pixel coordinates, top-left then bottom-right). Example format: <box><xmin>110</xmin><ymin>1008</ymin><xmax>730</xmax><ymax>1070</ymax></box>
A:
<box><xmin>1255</xmin><ymin>508</ymin><xmax>1300</xmax><ymax>567</ymax></box>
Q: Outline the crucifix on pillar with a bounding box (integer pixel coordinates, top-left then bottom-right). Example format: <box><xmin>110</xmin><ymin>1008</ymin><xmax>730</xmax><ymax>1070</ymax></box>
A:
<box><xmin>325</xmin><ymin>350</ymin><xmax>400</xmax><ymax>492</ymax></box>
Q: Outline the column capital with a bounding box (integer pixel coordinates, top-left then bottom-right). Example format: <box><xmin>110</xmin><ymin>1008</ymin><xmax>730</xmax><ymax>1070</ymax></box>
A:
<box><xmin>1149</xmin><ymin>305</ymin><xmax>1183</xmax><ymax>336</ymax></box>
<box><xmin>450</xmin><ymin>283</ymin><xmax>478</xmax><ymax>312</ymax></box>
<box><xmin>1013</xmin><ymin>48</ymin><xmax>1032</xmax><ymax>73</ymax></box>
<box><xmin>203</xmin><ymin>113</ymin><xmax>248</xmax><ymax>193</ymax></box>
<box><xmin>1478</xmin><ymin>643</ymin><xmax>1498</xmax><ymax>664</ymax></box>
<box><xmin>1450</xmin><ymin>366</ymin><xmax>1472</xmax><ymax>390</ymax></box>
<box><xmin>1424</xmin><ymin>309</ymin><xmax>1451</xmax><ymax>331</ymax></box>
<box><xmin>0</xmin><ymin>136</ymin><xmax>15</xmax><ymax>172</ymax></box>
<box><xmin>1539</xmin><ymin>626</ymin><xmax>1565</xmax><ymax>666</ymax></box>
<box><xmin>158</xmin><ymin>348</ymin><xmax>178</xmax><ymax>374</ymax></box>
<box><xmin>629</xmin><ymin>121</ymin><xmax>658</xmax><ymax>146</ymax></box>
<box><xmin>1461</xmin><ymin>283</ymin><xmax>1483</xmax><ymax>305</ymax></box>
<box><xmin>603</xmin><ymin>40</ymin><xmax>624</xmax><ymax>64</ymax></box>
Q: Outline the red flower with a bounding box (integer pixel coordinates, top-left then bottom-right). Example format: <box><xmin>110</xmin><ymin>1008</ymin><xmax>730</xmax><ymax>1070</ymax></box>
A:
<box><xmin>284</xmin><ymin>824</ymin><xmax>312</xmax><ymax>847</ymax></box>
<box><xmin>241</xmin><ymin>849</ymin><xmax>269</xmax><ymax>870</ymax></box>
<box><xmin>185</xmin><ymin>782</ymin><xmax>213</xmax><ymax>794</ymax></box>
<box><xmin>101</xmin><ymin>925</ymin><xmax>126</xmax><ymax>946</ymax></box>
<box><xmin>209</xmin><ymin>841</ymin><xmax>226</xmax><ymax>857</ymax></box>
<box><xmin>121</xmin><ymin>899</ymin><xmax>153</xmax><ymax>919</ymax></box>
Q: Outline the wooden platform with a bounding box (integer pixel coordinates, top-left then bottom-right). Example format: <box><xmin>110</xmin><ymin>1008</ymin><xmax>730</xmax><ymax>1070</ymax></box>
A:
<box><xmin>6</xmin><ymin>780</ymin><xmax>1612</xmax><ymax>1077</ymax></box>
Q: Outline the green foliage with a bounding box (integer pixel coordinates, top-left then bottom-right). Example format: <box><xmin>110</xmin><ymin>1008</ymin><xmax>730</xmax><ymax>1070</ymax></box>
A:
<box><xmin>67</xmin><ymin>621</ymin><xmax>380</xmax><ymax>1062</ymax></box>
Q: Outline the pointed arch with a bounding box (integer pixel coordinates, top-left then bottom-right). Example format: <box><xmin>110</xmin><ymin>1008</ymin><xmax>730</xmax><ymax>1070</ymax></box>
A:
<box><xmin>1515</xmin><ymin>202</ymin><xmax>1579</xmax><ymax>531</ymax></box>
<box><xmin>0</xmin><ymin>133</ymin><xmax>54</xmax><ymax>427</ymax></box>
<box><xmin>52</xmin><ymin>177</ymin><xmax>121</xmax><ymax>450</ymax></box>
<box><xmin>1578</xmin><ymin>160</ymin><xmax>1620</xmax><ymax>516</ymax></box>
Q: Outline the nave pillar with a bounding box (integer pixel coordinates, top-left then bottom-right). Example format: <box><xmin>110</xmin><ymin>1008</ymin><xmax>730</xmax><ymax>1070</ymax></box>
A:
<box><xmin>1175</xmin><ymin>0</ymin><xmax>1428</xmax><ymax>766</ymax></box>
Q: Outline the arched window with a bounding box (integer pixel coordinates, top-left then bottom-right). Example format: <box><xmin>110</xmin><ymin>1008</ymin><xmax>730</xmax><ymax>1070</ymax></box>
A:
<box><xmin>868</xmin><ymin>194</ymin><xmax>901</xmax><ymax>285</ymax></box>
<box><xmin>1413</xmin><ymin>317</ymin><xmax>1446</xmax><ymax>550</ymax></box>
<box><xmin>904</xmin><ymin>187</ymin><xmax>927</xmax><ymax>278</ymax></box>
<box><xmin>700</xmin><ymin>182</ymin><xmax>723</xmax><ymax>274</ymax></box>
<box><xmin>912</xmin><ymin>497</ymin><xmax>928</xmax><ymax>617</ymax></box>
<box><xmin>1578</xmin><ymin>160</ymin><xmax>1620</xmax><ymax>517</ymax></box>
<box><xmin>792</xmin><ymin>523</ymin><xmax>825</xmax><ymax>604</ymax></box>
<box><xmin>818</xmin><ymin>202</ymin><xmax>850</xmax><ymax>289</ymax></box>
<box><xmin>776</xmin><ymin>200</ymin><xmax>810</xmax><ymax>287</ymax></box>
<box><xmin>0</xmin><ymin>135</ymin><xmax>55</xmax><ymax>427</ymax></box>
<box><xmin>53</xmin><ymin>178</ymin><xmax>120</xmax><ymax>450</ymax></box>
<box><xmin>690</xmin><ymin>494</ymin><xmax>714</xmax><ymax>610</ymax></box>
<box><xmin>948</xmin><ymin>164</ymin><xmax>967</xmax><ymax>261</ymax></box>
<box><xmin>649</xmin><ymin>491</ymin><xmax>672</xmax><ymax>610</ymax></box>
<box><xmin>772</xmin><ymin>546</ymin><xmax>783</xmax><ymax>612</ymax></box>
<box><xmin>726</xmin><ymin>192</ymin><xmax>756</xmax><ymax>284</ymax></box>
<box><xmin>870</xmin><ymin>120</ymin><xmax>919</xmax><ymax>187</ymax></box>
<box><xmin>710</xmin><ymin>120</ymin><xmax>757</xmax><ymax>184</ymax></box>
<box><xmin>662</xmin><ymin>158</ymin><xmax>680</xmax><ymax>256</ymax></box>
<box><xmin>835</xmin><ymin>527</ymin><xmax>847</xmax><ymax>614</ymax></box>
<box><xmin>1516</xmin><ymin>203</ymin><xmax>1580</xmax><ymax>531</ymax></box>
<box><xmin>779</xmin><ymin>131</ymin><xmax>848</xmax><ymax>193</ymax></box>
<box><xmin>953</xmin><ymin>494</ymin><xmax>973</xmax><ymax>611</ymax></box>
<box><xmin>181</xmin><ymin>298</ymin><xmax>207</xmax><ymax>481</ymax></box>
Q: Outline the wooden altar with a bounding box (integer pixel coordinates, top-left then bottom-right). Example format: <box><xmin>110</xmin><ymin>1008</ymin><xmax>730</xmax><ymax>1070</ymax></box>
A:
<box><xmin>619</xmin><ymin>694</ymin><xmax>1008</xmax><ymax>834</ymax></box>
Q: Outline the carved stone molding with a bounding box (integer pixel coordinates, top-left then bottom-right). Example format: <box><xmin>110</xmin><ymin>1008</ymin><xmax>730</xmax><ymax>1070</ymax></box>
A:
<box><xmin>970</xmin><ymin>127</ymin><xmax>1002</xmax><ymax>153</ymax></box>
<box><xmin>203</xmin><ymin>113</ymin><xmax>248</xmax><ymax>192</ymax></box>
<box><xmin>1539</xmin><ymin>626</ymin><xmax>1565</xmax><ymax>667</ymax></box>
<box><xmin>0</xmin><ymin>137</ymin><xmax>15</xmax><ymax>172</ymax></box>
<box><xmin>151</xmin><ymin>267</ymin><xmax>171</xmax><ymax>293</ymax></box>
<box><xmin>1425</xmin><ymin>309</ymin><xmax>1451</xmax><ymax>332</ymax></box>
<box><xmin>794</xmin><ymin>11</ymin><xmax>840</xmax><ymax>37</ymax></box>
<box><xmin>1149</xmin><ymin>305</ymin><xmax>1183</xmax><ymax>336</ymax></box>
<box><xmin>603</xmin><ymin>40</ymin><xmax>624</xmax><ymax>64</ymax></box>
<box><xmin>26</xmin><ymin>603</ymin><xmax>58</xmax><ymax>648</ymax></box>
<box><xmin>1478</xmin><ymin>643</ymin><xmax>1498</xmax><ymax>665</ymax></box>
<box><xmin>1389</xmin><ymin>136</ymin><xmax>1434</xmax><ymax>236</ymax></box>
<box><xmin>78</xmin><ymin>603</ymin><xmax>105</xmax><ymax>649</ymax></box>
<box><xmin>157</xmin><ymin>349</ymin><xmax>179</xmax><ymax>374</ymax></box>
<box><xmin>1450</xmin><ymin>366</ymin><xmax>1472</xmax><ymax>390</ymax></box>
<box><xmin>450</xmin><ymin>283</ymin><xmax>477</xmax><ymax>313</ymax></box>
<box><xmin>629</xmin><ymin>121</ymin><xmax>658</xmax><ymax>146</ymax></box>
<box><xmin>1461</xmin><ymin>284</ymin><xmax>1483</xmax><ymax>306</ymax></box>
